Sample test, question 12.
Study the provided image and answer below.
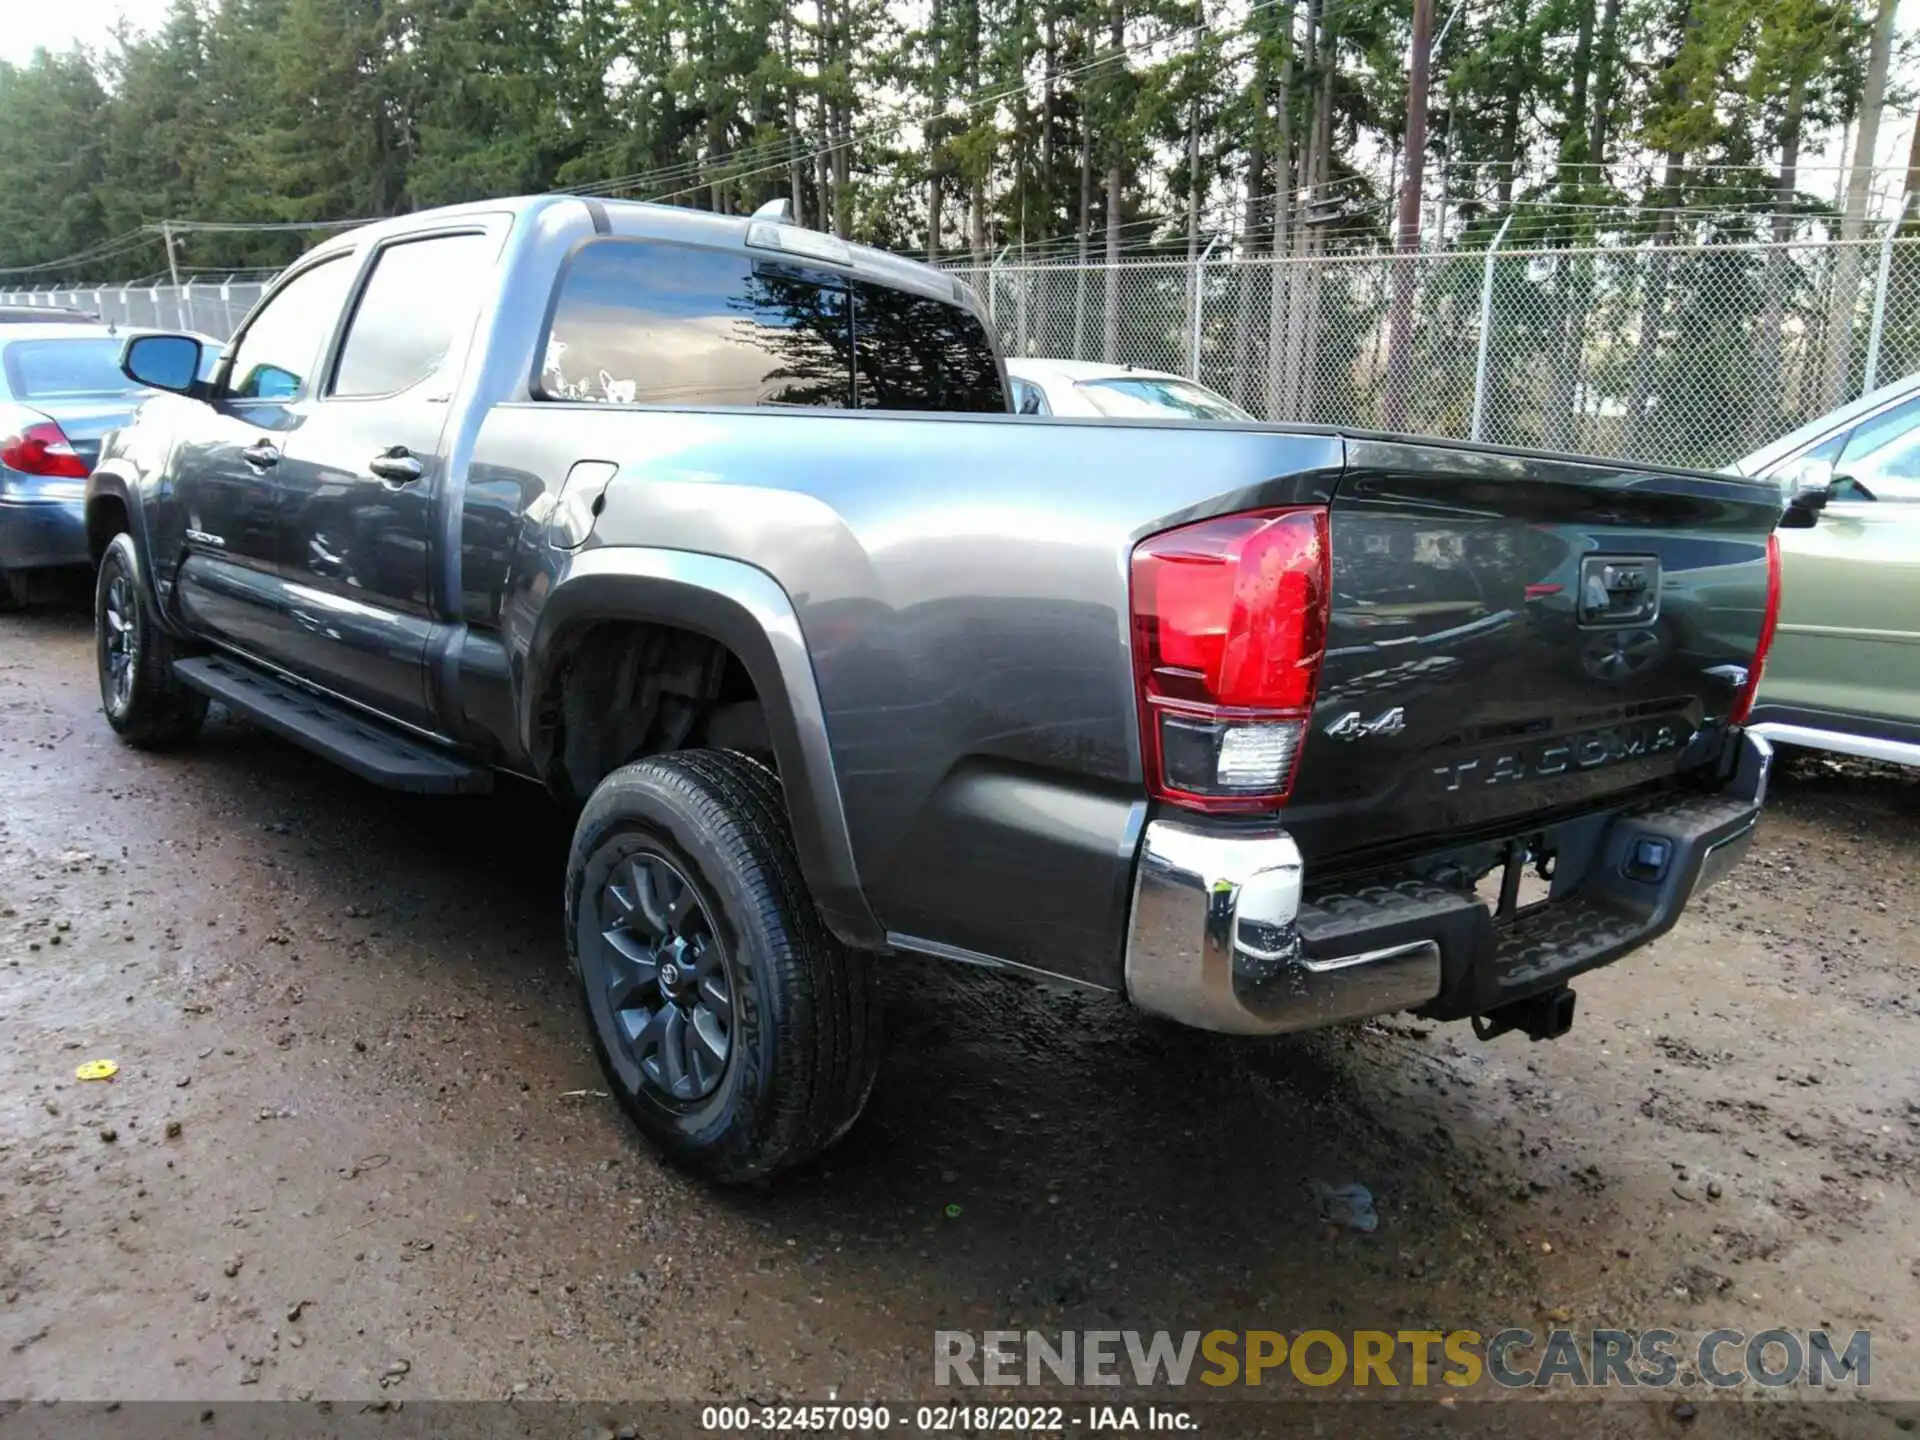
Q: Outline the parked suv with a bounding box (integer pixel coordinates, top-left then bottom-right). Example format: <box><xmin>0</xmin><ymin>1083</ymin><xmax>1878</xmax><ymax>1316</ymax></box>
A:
<box><xmin>1732</xmin><ymin>373</ymin><xmax>1920</xmax><ymax>767</ymax></box>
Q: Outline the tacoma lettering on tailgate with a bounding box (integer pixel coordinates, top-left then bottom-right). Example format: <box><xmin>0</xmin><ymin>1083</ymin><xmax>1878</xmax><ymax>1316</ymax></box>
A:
<box><xmin>1431</xmin><ymin>719</ymin><xmax>1686</xmax><ymax>793</ymax></box>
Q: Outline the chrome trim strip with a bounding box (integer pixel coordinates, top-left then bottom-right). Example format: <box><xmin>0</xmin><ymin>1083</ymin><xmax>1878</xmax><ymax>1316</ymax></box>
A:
<box><xmin>885</xmin><ymin>932</ymin><xmax>1117</xmax><ymax>993</ymax></box>
<box><xmin>1750</xmin><ymin>721</ymin><xmax>1920</xmax><ymax>770</ymax></box>
<box><xmin>1690</xmin><ymin>823</ymin><xmax>1757</xmax><ymax>902</ymax></box>
<box><xmin>1733</xmin><ymin>728</ymin><xmax>1773</xmax><ymax>808</ymax></box>
<box><xmin>1299</xmin><ymin>939</ymin><xmax>1438</xmax><ymax>975</ymax></box>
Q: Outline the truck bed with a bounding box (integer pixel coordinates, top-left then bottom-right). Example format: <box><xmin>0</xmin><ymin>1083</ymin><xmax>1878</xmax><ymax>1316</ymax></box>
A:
<box><xmin>464</xmin><ymin>403</ymin><xmax>1780</xmax><ymax>989</ymax></box>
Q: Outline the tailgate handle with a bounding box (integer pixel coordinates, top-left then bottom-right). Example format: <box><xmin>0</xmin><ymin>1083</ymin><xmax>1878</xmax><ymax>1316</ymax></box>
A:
<box><xmin>1577</xmin><ymin>555</ymin><xmax>1660</xmax><ymax>626</ymax></box>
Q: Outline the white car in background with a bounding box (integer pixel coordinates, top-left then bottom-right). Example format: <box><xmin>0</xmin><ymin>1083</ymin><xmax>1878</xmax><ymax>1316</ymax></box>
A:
<box><xmin>1005</xmin><ymin>359</ymin><xmax>1254</xmax><ymax>421</ymax></box>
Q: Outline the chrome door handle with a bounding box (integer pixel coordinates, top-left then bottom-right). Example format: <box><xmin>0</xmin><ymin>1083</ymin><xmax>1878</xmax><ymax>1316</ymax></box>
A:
<box><xmin>368</xmin><ymin>447</ymin><xmax>424</xmax><ymax>486</ymax></box>
<box><xmin>241</xmin><ymin>440</ymin><xmax>280</xmax><ymax>469</ymax></box>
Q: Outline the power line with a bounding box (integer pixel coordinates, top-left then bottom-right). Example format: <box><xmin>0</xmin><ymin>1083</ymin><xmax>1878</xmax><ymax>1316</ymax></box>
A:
<box><xmin>156</xmin><ymin>218</ymin><xmax>378</xmax><ymax>233</ymax></box>
<box><xmin>0</xmin><ymin>229</ymin><xmax>159</xmax><ymax>277</ymax></box>
<box><xmin>564</xmin><ymin>135</ymin><xmax>824</xmax><ymax>200</ymax></box>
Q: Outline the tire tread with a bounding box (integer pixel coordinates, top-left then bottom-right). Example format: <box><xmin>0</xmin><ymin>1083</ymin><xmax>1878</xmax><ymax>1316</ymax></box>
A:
<box><xmin>97</xmin><ymin>533</ymin><xmax>207</xmax><ymax>748</ymax></box>
<box><xmin>568</xmin><ymin>748</ymin><xmax>880</xmax><ymax>1182</ymax></box>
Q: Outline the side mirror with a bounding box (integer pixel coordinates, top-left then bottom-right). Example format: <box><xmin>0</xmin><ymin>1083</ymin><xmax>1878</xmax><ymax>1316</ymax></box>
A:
<box><xmin>121</xmin><ymin>333</ymin><xmax>205</xmax><ymax>396</ymax></box>
<box><xmin>1780</xmin><ymin>478</ymin><xmax>1831</xmax><ymax>530</ymax></box>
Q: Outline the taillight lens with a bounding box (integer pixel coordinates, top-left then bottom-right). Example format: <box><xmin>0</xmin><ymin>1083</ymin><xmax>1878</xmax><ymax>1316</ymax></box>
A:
<box><xmin>1</xmin><ymin>420</ymin><xmax>89</xmax><ymax>479</ymax></box>
<box><xmin>1131</xmin><ymin>507</ymin><xmax>1330</xmax><ymax>812</ymax></box>
<box><xmin>1728</xmin><ymin>532</ymin><xmax>1780</xmax><ymax>726</ymax></box>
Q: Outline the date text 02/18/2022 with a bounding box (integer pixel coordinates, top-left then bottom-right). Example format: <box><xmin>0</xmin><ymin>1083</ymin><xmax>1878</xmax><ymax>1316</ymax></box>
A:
<box><xmin>698</xmin><ymin>1404</ymin><xmax>1196</xmax><ymax>1431</ymax></box>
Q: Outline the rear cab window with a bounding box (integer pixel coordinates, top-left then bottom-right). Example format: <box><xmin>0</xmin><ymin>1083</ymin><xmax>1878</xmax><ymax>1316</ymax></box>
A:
<box><xmin>538</xmin><ymin>237</ymin><xmax>1006</xmax><ymax>413</ymax></box>
<box><xmin>850</xmin><ymin>279</ymin><xmax>1004</xmax><ymax>412</ymax></box>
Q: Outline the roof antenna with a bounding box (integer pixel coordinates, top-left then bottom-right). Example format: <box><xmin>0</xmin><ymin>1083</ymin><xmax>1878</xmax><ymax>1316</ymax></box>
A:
<box><xmin>752</xmin><ymin>197</ymin><xmax>794</xmax><ymax>224</ymax></box>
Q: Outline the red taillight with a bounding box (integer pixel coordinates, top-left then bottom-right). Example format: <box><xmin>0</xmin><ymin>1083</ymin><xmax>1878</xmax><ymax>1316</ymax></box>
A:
<box><xmin>1131</xmin><ymin>507</ymin><xmax>1330</xmax><ymax>812</ymax></box>
<box><xmin>0</xmin><ymin>420</ymin><xmax>88</xmax><ymax>479</ymax></box>
<box><xmin>1728</xmin><ymin>532</ymin><xmax>1780</xmax><ymax>726</ymax></box>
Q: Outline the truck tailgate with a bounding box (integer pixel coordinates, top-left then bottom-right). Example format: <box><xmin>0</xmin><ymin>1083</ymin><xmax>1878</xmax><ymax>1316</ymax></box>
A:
<box><xmin>1281</xmin><ymin>437</ymin><xmax>1781</xmax><ymax>869</ymax></box>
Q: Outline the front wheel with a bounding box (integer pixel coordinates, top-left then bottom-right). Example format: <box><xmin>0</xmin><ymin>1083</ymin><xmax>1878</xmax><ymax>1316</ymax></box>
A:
<box><xmin>565</xmin><ymin>750</ymin><xmax>882</xmax><ymax>1182</ymax></box>
<box><xmin>96</xmin><ymin>532</ymin><xmax>208</xmax><ymax>747</ymax></box>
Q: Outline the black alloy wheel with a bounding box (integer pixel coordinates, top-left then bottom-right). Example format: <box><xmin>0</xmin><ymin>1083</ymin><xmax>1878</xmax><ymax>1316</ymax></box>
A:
<box><xmin>590</xmin><ymin>848</ymin><xmax>735</xmax><ymax>1103</ymax></box>
<box><xmin>101</xmin><ymin>567</ymin><xmax>140</xmax><ymax>716</ymax></box>
<box><xmin>564</xmin><ymin>750</ymin><xmax>883</xmax><ymax>1182</ymax></box>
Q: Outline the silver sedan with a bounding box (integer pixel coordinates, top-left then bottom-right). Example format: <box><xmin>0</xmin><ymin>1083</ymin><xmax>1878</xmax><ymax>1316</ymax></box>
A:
<box><xmin>1004</xmin><ymin>358</ymin><xmax>1255</xmax><ymax>421</ymax></box>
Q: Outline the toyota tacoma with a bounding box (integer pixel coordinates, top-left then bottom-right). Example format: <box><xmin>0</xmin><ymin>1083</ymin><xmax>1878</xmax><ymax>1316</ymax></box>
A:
<box><xmin>85</xmin><ymin>195</ymin><xmax>1782</xmax><ymax>1181</ymax></box>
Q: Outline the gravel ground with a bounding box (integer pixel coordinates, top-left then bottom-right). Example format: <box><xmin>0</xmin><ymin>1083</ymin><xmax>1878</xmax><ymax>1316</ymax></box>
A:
<box><xmin>2</xmin><ymin>604</ymin><xmax>1918</xmax><ymax>1430</ymax></box>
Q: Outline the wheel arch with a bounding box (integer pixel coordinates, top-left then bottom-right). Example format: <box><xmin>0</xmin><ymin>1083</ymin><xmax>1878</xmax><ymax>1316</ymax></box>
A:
<box><xmin>524</xmin><ymin>546</ymin><xmax>883</xmax><ymax>950</ymax></box>
<box><xmin>83</xmin><ymin>470</ymin><xmax>185</xmax><ymax>631</ymax></box>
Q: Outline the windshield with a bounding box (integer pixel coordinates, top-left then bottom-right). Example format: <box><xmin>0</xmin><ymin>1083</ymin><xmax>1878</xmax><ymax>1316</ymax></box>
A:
<box><xmin>1076</xmin><ymin>375</ymin><xmax>1252</xmax><ymax>421</ymax></box>
<box><xmin>3</xmin><ymin>338</ymin><xmax>141</xmax><ymax>401</ymax></box>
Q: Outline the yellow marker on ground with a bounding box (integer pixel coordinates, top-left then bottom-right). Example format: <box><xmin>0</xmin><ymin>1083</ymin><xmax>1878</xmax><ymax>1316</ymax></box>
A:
<box><xmin>75</xmin><ymin>1059</ymin><xmax>118</xmax><ymax>1081</ymax></box>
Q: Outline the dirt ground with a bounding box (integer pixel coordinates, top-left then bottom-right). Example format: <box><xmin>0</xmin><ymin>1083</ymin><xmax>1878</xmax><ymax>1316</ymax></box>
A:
<box><xmin>3</xmin><ymin>603</ymin><xmax>1918</xmax><ymax>1431</ymax></box>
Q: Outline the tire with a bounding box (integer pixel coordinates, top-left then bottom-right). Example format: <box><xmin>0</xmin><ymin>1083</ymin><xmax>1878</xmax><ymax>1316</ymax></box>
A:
<box><xmin>565</xmin><ymin>748</ymin><xmax>882</xmax><ymax>1182</ymax></box>
<box><xmin>95</xmin><ymin>531</ymin><xmax>208</xmax><ymax>747</ymax></box>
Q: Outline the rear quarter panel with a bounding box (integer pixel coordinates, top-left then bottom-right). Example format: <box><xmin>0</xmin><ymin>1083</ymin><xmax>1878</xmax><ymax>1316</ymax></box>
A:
<box><xmin>469</xmin><ymin>404</ymin><xmax>1341</xmax><ymax>984</ymax></box>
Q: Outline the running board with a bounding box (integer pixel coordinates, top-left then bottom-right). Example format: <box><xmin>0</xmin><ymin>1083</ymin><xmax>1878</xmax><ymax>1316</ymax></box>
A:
<box><xmin>172</xmin><ymin>656</ymin><xmax>492</xmax><ymax>794</ymax></box>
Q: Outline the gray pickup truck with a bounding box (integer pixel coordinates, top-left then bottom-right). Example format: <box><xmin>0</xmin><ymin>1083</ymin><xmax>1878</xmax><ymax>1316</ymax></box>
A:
<box><xmin>86</xmin><ymin>195</ymin><xmax>1782</xmax><ymax>1181</ymax></box>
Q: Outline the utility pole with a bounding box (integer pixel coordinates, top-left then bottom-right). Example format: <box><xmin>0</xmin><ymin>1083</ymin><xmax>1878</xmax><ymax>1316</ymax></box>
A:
<box><xmin>160</xmin><ymin>221</ymin><xmax>181</xmax><ymax>289</ymax></box>
<box><xmin>1187</xmin><ymin>25</ymin><xmax>1203</xmax><ymax>264</ymax></box>
<box><xmin>1381</xmin><ymin>0</ymin><xmax>1434</xmax><ymax>432</ymax></box>
<box><xmin>1819</xmin><ymin>0</ymin><xmax>1898</xmax><ymax>406</ymax></box>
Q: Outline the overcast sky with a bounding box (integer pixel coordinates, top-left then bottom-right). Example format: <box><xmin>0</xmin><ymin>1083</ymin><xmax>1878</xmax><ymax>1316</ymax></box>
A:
<box><xmin>4</xmin><ymin>0</ymin><xmax>170</xmax><ymax>65</ymax></box>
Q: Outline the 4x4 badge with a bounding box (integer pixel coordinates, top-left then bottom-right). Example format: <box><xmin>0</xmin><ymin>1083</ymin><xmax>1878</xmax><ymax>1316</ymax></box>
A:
<box><xmin>1325</xmin><ymin>706</ymin><xmax>1407</xmax><ymax>741</ymax></box>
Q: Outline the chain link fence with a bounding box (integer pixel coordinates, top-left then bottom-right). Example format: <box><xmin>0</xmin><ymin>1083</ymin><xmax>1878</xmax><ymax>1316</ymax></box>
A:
<box><xmin>0</xmin><ymin>279</ymin><xmax>268</xmax><ymax>342</ymax></box>
<box><xmin>954</xmin><ymin>226</ymin><xmax>1920</xmax><ymax>469</ymax></box>
<box><xmin>11</xmin><ymin>233</ymin><xmax>1920</xmax><ymax>470</ymax></box>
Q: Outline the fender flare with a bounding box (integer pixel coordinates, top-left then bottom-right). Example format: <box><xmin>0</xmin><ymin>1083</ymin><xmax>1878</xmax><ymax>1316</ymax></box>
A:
<box><xmin>523</xmin><ymin>546</ymin><xmax>884</xmax><ymax>950</ymax></box>
<box><xmin>82</xmin><ymin>469</ymin><xmax>186</xmax><ymax>635</ymax></box>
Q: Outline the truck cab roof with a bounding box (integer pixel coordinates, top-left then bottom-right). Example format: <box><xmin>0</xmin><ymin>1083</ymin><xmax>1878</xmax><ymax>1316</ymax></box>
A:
<box><xmin>305</xmin><ymin>194</ymin><xmax>978</xmax><ymax>312</ymax></box>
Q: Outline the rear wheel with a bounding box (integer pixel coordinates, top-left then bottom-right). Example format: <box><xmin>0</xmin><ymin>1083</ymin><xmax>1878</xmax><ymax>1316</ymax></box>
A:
<box><xmin>565</xmin><ymin>749</ymin><xmax>882</xmax><ymax>1182</ymax></box>
<box><xmin>95</xmin><ymin>532</ymin><xmax>208</xmax><ymax>747</ymax></box>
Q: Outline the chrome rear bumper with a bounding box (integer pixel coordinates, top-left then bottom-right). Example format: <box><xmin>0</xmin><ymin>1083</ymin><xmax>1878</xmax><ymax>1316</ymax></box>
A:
<box><xmin>1123</xmin><ymin>732</ymin><xmax>1772</xmax><ymax>1036</ymax></box>
<box><xmin>1123</xmin><ymin>823</ymin><xmax>1440</xmax><ymax>1035</ymax></box>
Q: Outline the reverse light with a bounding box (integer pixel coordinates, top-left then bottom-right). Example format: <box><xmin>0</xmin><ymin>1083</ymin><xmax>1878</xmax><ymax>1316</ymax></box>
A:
<box><xmin>0</xmin><ymin>420</ymin><xmax>89</xmax><ymax>480</ymax></box>
<box><xmin>1131</xmin><ymin>507</ymin><xmax>1331</xmax><ymax>812</ymax></box>
<box><xmin>1728</xmin><ymin>532</ymin><xmax>1781</xmax><ymax>726</ymax></box>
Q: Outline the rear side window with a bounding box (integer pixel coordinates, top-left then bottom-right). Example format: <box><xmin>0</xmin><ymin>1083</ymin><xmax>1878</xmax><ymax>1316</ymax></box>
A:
<box><xmin>1836</xmin><ymin>394</ymin><xmax>1920</xmax><ymax>501</ymax></box>
<box><xmin>3</xmin><ymin>339</ymin><xmax>137</xmax><ymax>400</ymax></box>
<box><xmin>1078</xmin><ymin>376</ymin><xmax>1251</xmax><ymax>421</ymax></box>
<box><xmin>332</xmin><ymin>232</ymin><xmax>494</xmax><ymax>398</ymax></box>
<box><xmin>851</xmin><ymin>280</ymin><xmax>1005</xmax><ymax>412</ymax></box>
<box><xmin>540</xmin><ymin>239</ymin><xmax>851</xmax><ymax>407</ymax></box>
